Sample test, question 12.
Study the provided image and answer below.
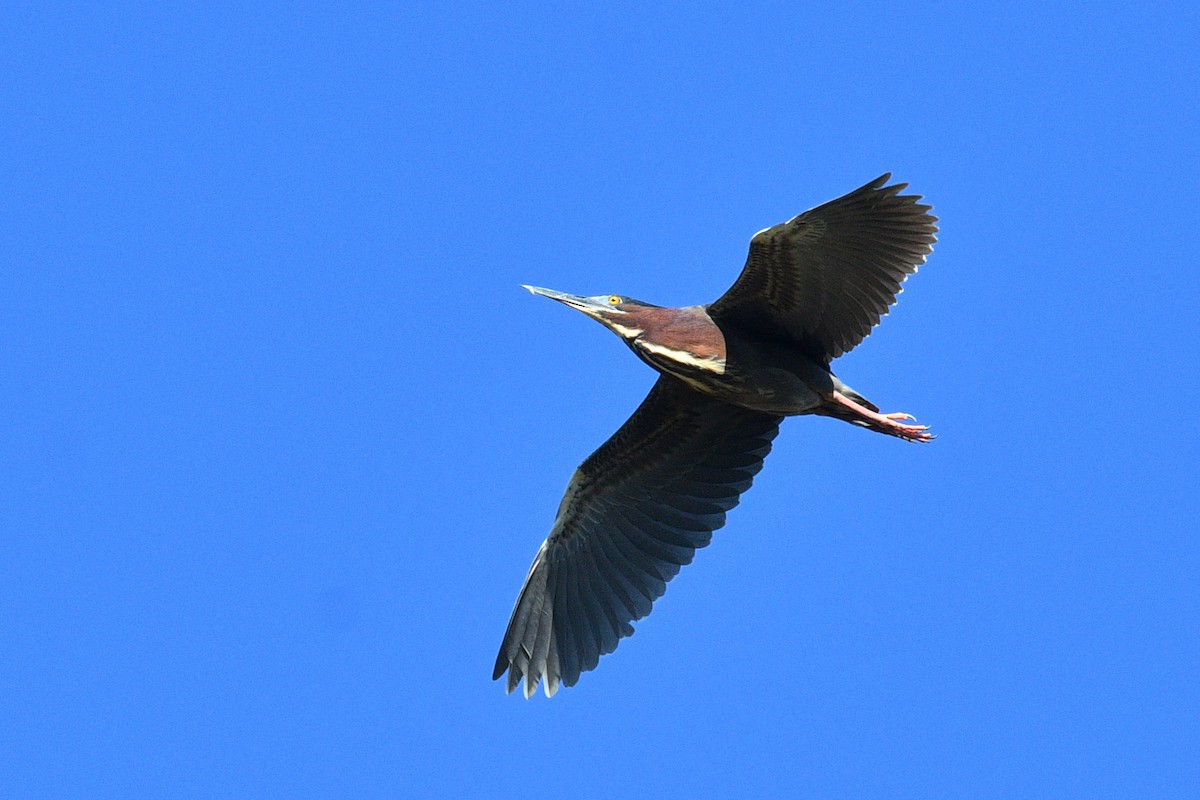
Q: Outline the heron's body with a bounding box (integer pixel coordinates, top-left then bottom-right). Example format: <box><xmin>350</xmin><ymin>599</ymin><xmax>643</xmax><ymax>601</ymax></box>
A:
<box><xmin>495</xmin><ymin>175</ymin><xmax>939</xmax><ymax>697</ymax></box>
<box><xmin>624</xmin><ymin>304</ymin><xmax>874</xmax><ymax>419</ymax></box>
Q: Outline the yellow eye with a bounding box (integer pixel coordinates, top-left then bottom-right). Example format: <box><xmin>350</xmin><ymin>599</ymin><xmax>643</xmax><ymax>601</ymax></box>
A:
<box><xmin>608</xmin><ymin>295</ymin><xmax>622</xmax><ymax>305</ymax></box>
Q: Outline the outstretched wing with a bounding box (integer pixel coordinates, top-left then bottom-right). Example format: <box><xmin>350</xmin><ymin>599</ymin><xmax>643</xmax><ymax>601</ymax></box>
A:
<box><xmin>493</xmin><ymin>376</ymin><xmax>781</xmax><ymax>698</ymax></box>
<box><xmin>708</xmin><ymin>174</ymin><xmax>937</xmax><ymax>362</ymax></box>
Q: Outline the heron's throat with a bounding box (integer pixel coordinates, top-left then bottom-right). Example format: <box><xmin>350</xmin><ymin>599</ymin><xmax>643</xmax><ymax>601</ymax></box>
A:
<box><xmin>604</xmin><ymin>320</ymin><xmax>645</xmax><ymax>340</ymax></box>
<box><xmin>636</xmin><ymin>339</ymin><xmax>727</xmax><ymax>375</ymax></box>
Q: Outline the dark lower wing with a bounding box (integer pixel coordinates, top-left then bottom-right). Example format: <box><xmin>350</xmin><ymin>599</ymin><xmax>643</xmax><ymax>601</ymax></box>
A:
<box><xmin>493</xmin><ymin>376</ymin><xmax>782</xmax><ymax>697</ymax></box>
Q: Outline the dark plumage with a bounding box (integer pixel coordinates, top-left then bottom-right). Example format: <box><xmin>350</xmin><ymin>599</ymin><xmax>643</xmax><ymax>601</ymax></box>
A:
<box><xmin>495</xmin><ymin>174</ymin><xmax>938</xmax><ymax>697</ymax></box>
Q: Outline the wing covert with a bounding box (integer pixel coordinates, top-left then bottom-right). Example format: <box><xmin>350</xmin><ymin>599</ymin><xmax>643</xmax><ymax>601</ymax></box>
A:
<box><xmin>493</xmin><ymin>377</ymin><xmax>781</xmax><ymax>697</ymax></box>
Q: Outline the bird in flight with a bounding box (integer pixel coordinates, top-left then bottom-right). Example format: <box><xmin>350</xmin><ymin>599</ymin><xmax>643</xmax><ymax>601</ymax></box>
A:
<box><xmin>494</xmin><ymin>174</ymin><xmax>938</xmax><ymax>697</ymax></box>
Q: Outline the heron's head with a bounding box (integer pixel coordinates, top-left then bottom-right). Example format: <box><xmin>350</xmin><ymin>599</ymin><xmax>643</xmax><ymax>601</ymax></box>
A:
<box><xmin>521</xmin><ymin>285</ymin><xmax>661</xmax><ymax>343</ymax></box>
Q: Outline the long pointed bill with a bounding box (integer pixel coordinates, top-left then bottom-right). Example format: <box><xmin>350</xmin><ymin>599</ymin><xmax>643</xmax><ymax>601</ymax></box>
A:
<box><xmin>520</xmin><ymin>285</ymin><xmax>643</xmax><ymax>342</ymax></box>
<box><xmin>520</xmin><ymin>285</ymin><xmax>612</xmax><ymax>316</ymax></box>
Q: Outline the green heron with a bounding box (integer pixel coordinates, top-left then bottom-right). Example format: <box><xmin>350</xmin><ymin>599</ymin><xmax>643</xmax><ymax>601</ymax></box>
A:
<box><xmin>494</xmin><ymin>174</ymin><xmax>938</xmax><ymax>698</ymax></box>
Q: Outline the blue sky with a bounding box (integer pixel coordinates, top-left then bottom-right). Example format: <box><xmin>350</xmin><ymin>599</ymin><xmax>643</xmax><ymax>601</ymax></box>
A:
<box><xmin>3</xmin><ymin>2</ymin><xmax>1198</xmax><ymax>797</ymax></box>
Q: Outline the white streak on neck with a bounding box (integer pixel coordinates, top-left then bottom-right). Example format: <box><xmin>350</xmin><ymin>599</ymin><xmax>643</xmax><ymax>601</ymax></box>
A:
<box><xmin>606</xmin><ymin>321</ymin><xmax>644</xmax><ymax>339</ymax></box>
<box><xmin>637</xmin><ymin>339</ymin><xmax>727</xmax><ymax>374</ymax></box>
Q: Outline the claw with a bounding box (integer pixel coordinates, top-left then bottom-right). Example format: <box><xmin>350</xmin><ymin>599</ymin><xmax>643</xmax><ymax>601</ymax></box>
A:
<box><xmin>883</xmin><ymin>415</ymin><xmax>933</xmax><ymax>442</ymax></box>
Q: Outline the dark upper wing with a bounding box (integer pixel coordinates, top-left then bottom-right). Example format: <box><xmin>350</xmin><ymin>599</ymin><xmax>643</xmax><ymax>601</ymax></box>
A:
<box><xmin>708</xmin><ymin>174</ymin><xmax>938</xmax><ymax>362</ymax></box>
<box><xmin>493</xmin><ymin>376</ymin><xmax>781</xmax><ymax>698</ymax></box>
